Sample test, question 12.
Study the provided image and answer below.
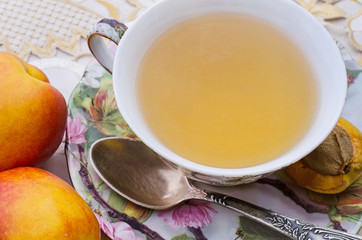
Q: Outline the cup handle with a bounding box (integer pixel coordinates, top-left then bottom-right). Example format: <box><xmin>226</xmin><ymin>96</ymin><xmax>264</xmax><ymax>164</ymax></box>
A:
<box><xmin>87</xmin><ymin>18</ymin><xmax>128</xmax><ymax>73</ymax></box>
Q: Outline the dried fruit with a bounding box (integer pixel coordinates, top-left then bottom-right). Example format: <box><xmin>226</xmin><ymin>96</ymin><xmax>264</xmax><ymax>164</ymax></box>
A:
<box><xmin>286</xmin><ymin>118</ymin><xmax>362</xmax><ymax>194</ymax></box>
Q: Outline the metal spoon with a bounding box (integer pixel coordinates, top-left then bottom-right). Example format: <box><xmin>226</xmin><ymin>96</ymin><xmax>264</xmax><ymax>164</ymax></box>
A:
<box><xmin>89</xmin><ymin>137</ymin><xmax>362</xmax><ymax>240</ymax></box>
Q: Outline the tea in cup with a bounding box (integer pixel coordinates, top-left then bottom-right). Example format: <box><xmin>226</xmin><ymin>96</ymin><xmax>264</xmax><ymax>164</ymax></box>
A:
<box><xmin>88</xmin><ymin>0</ymin><xmax>346</xmax><ymax>185</ymax></box>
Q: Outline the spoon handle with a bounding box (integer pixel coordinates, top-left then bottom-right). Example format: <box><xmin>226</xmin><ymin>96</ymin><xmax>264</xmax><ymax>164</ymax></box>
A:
<box><xmin>203</xmin><ymin>191</ymin><xmax>362</xmax><ymax>240</ymax></box>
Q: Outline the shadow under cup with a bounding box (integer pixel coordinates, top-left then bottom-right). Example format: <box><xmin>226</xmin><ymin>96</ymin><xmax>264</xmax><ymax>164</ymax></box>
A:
<box><xmin>89</xmin><ymin>0</ymin><xmax>347</xmax><ymax>185</ymax></box>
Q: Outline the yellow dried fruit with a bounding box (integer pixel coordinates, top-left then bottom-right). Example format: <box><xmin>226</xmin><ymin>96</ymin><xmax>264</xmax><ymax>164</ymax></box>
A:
<box><xmin>286</xmin><ymin>118</ymin><xmax>362</xmax><ymax>194</ymax></box>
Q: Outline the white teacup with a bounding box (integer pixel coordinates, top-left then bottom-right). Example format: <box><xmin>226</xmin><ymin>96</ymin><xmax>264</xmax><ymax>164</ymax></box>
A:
<box><xmin>88</xmin><ymin>0</ymin><xmax>347</xmax><ymax>185</ymax></box>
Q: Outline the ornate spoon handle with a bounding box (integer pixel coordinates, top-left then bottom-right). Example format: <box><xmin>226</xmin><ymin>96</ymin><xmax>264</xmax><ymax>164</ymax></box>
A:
<box><xmin>203</xmin><ymin>191</ymin><xmax>362</xmax><ymax>240</ymax></box>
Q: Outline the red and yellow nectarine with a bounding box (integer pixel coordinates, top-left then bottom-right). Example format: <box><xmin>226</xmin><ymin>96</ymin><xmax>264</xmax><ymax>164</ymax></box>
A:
<box><xmin>0</xmin><ymin>167</ymin><xmax>100</xmax><ymax>239</ymax></box>
<box><xmin>0</xmin><ymin>52</ymin><xmax>67</xmax><ymax>171</ymax></box>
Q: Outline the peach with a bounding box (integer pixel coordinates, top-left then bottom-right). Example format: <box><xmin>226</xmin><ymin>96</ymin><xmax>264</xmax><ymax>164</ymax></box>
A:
<box><xmin>0</xmin><ymin>52</ymin><xmax>67</xmax><ymax>171</ymax></box>
<box><xmin>0</xmin><ymin>167</ymin><xmax>100</xmax><ymax>239</ymax></box>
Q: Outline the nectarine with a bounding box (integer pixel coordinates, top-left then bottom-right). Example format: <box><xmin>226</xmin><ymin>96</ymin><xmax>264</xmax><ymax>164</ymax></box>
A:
<box><xmin>0</xmin><ymin>52</ymin><xmax>67</xmax><ymax>171</ymax></box>
<box><xmin>0</xmin><ymin>167</ymin><xmax>100</xmax><ymax>239</ymax></box>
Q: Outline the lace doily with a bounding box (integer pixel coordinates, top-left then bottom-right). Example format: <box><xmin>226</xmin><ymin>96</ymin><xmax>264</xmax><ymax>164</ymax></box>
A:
<box><xmin>0</xmin><ymin>0</ymin><xmax>102</xmax><ymax>60</ymax></box>
<box><xmin>294</xmin><ymin>0</ymin><xmax>362</xmax><ymax>65</ymax></box>
<box><xmin>0</xmin><ymin>0</ymin><xmax>361</xmax><ymax>67</ymax></box>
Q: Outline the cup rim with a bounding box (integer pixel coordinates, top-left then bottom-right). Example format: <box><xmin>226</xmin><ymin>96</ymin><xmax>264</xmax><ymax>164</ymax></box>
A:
<box><xmin>112</xmin><ymin>0</ymin><xmax>347</xmax><ymax>177</ymax></box>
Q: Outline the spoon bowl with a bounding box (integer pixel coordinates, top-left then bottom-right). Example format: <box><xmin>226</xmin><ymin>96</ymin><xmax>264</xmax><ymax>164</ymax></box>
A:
<box><xmin>89</xmin><ymin>137</ymin><xmax>362</xmax><ymax>240</ymax></box>
<box><xmin>90</xmin><ymin>137</ymin><xmax>192</xmax><ymax>209</ymax></box>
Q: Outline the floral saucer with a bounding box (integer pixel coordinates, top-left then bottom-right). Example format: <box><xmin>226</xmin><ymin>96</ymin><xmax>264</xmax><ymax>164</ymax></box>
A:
<box><xmin>65</xmin><ymin>45</ymin><xmax>362</xmax><ymax>240</ymax></box>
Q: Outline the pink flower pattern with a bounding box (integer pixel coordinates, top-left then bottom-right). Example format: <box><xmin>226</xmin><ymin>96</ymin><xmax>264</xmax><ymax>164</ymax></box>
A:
<box><xmin>158</xmin><ymin>201</ymin><xmax>218</xmax><ymax>231</ymax></box>
<box><xmin>66</xmin><ymin>115</ymin><xmax>88</xmax><ymax>144</ymax></box>
<box><xmin>96</xmin><ymin>214</ymin><xmax>135</xmax><ymax>240</ymax></box>
<box><xmin>348</xmin><ymin>76</ymin><xmax>355</xmax><ymax>85</ymax></box>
